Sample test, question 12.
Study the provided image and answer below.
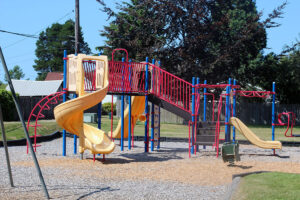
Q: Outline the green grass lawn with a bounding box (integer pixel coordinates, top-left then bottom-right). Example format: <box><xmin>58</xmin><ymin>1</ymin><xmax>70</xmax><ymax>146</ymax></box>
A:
<box><xmin>1</xmin><ymin>120</ymin><xmax>61</xmax><ymax>141</ymax></box>
<box><xmin>232</xmin><ymin>172</ymin><xmax>300</xmax><ymax>200</ymax></box>
<box><xmin>1</xmin><ymin>115</ymin><xmax>300</xmax><ymax>142</ymax></box>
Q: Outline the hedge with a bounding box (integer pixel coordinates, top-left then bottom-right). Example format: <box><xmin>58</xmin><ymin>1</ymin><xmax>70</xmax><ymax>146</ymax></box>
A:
<box><xmin>0</xmin><ymin>89</ymin><xmax>18</xmax><ymax>121</ymax></box>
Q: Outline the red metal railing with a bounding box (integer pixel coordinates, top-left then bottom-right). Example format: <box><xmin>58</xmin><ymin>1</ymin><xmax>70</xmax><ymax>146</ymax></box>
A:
<box><xmin>26</xmin><ymin>91</ymin><xmax>65</xmax><ymax>153</ymax></box>
<box><xmin>107</xmin><ymin>61</ymin><xmax>193</xmax><ymax>113</ymax></box>
<box><xmin>150</xmin><ymin>63</ymin><xmax>192</xmax><ymax>113</ymax></box>
<box><xmin>108</xmin><ymin>61</ymin><xmax>147</xmax><ymax>94</ymax></box>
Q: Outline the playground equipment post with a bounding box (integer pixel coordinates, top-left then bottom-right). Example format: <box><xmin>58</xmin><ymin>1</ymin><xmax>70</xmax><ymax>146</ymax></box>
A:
<box><xmin>0</xmin><ymin>104</ymin><xmax>14</xmax><ymax>187</ymax></box>
<box><xmin>121</xmin><ymin>57</ymin><xmax>125</xmax><ymax>151</ymax></box>
<box><xmin>73</xmin><ymin>94</ymin><xmax>78</xmax><ymax>154</ymax></box>
<box><xmin>151</xmin><ymin>59</ymin><xmax>155</xmax><ymax>151</ymax></box>
<box><xmin>128</xmin><ymin>59</ymin><xmax>132</xmax><ymax>150</ymax></box>
<box><xmin>144</xmin><ymin>57</ymin><xmax>149</xmax><ymax>152</ymax></box>
<box><xmin>225</xmin><ymin>78</ymin><xmax>231</xmax><ymax>142</ymax></box>
<box><xmin>157</xmin><ymin>61</ymin><xmax>161</xmax><ymax>149</ymax></box>
<box><xmin>191</xmin><ymin>77</ymin><xmax>196</xmax><ymax>154</ymax></box>
<box><xmin>272</xmin><ymin>82</ymin><xmax>276</xmax><ymax>154</ymax></box>
<box><xmin>63</xmin><ymin>50</ymin><xmax>67</xmax><ymax>156</ymax></box>
<box><xmin>232</xmin><ymin>79</ymin><xmax>237</xmax><ymax>142</ymax></box>
<box><xmin>97</xmin><ymin>52</ymin><xmax>103</xmax><ymax>130</ymax></box>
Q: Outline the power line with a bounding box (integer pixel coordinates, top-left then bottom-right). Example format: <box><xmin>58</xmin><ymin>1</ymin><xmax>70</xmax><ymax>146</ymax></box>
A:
<box><xmin>0</xmin><ymin>30</ymin><xmax>38</xmax><ymax>39</ymax></box>
<box><xmin>3</xmin><ymin>10</ymin><xmax>74</xmax><ymax>49</ymax></box>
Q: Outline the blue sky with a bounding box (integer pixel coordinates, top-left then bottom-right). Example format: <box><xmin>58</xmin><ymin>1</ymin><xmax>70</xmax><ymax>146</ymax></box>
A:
<box><xmin>0</xmin><ymin>0</ymin><xmax>299</xmax><ymax>82</ymax></box>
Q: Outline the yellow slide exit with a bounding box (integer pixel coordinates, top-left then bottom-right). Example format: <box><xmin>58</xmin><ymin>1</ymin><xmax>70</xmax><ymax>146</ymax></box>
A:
<box><xmin>230</xmin><ymin>117</ymin><xmax>282</xmax><ymax>149</ymax></box>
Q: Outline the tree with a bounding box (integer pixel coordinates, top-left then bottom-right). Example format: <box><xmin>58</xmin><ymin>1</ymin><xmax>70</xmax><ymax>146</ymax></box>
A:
<box><xmin>97</xmin><ymin>0</ymin><xmax>166</xmax><ymax>61</ymax></box>
<box><xmin>98</xmin><ymin>0</ymin><xmax>285</xmax><ymax>84</ymax></box>
<box><xmin>5</xmin><ymin>65</ymin><xmax>25</xmax><ymax>82</ymax></box>
<box><xmin>251</xmin><ymin>43</ymin><xmax>300</xmax><ymax>104</ymax></box>
<box><xmin>33</xmin><ymin>19</ymin><xmax>91</xmax><ymax>80</ymax></box>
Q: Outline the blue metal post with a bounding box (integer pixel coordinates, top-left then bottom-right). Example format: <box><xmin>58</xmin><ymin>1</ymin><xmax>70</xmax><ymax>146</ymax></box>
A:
<box><xmin>232</xmin><ymin>79</ymin><xmax>236</xmax><ymax>142</ymax></box>
<box><xmin>151</xmin><ymin>59</ymin><xmax>155</xmax><ymax>151</ymax></box>
<box><xmin>144</xmin><ymin>57</ymin><xmax>149</xmax><ymax>152</ymax></box>
<box><xmin>272</xmin><ymin>82</ymin><xmax>276</xmax><ymax>141</ymax></box>
<box><xmin>121</xmin><ymin>57</ymin><xmax>125</xmax><ymax>151</ymax></box>
<box><xmin>196</xmin><ymin>77</ymin><xmax>200</xmax><ymax>151</ymax></box>
<box><xmin>225</xmin><ymin>78</ymin><xmax>231</xmax><ymax>142</ymax></box>
<box><xmin>202</xmin><ymin>79</ymin><xmax>206</xmax><ymax>150</ymax></box>
<box><xmin>203</xmin><ymin>80</ymin><xmax>207</xmax><ymax>122</ymax></box>
<box><xmin>97</xmin><ymin>52</ymin><xmax>102</xmax><ymax>130</ymax></box>
<box><xmin>128</xmin><ymin>59</ymin><xmax>132</xmax><ymax>150</ymax></box>
<box><xmin>62</xmin><ymin>50</ymin><xmax>67</xmax><ymax>156</ymax></box>
<box><xmin>191</xmin><ymin>77</ymin><xmax>196</xmax><ymax>154</ymax></box>
<box><xmin>73</xmin><ymin>93</ymin><xmax>78</xmax><ymax>154</ymax></box>
<box><xmin>157</xmin><ymin>61</ymin><xmax>161</xmax><ymax>150</ymax></box>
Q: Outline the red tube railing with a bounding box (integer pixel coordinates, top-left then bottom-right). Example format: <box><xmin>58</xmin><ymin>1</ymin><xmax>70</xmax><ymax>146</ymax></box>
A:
<box><xmin>108</xmin><ymin>61</ymin><xmax>146</xmax><ymax>94</ymax></box>
<box><xmin>150</xmin><ymin>63</ymin><xmax>192</xmax><ymax>113</ymax></box>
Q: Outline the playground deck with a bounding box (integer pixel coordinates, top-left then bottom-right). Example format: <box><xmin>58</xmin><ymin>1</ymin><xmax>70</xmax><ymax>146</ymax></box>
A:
<box><xmin>1</xmin><ymin>138</ymin><xmax>300</xmax><ymax>199</ymax></box>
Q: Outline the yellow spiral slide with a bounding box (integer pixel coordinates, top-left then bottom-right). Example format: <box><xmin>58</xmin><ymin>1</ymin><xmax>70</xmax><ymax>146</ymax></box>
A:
<box><xmin>54</xmin><ymin>54</ymin><xmax>115</xmax><ymax>154</ymax></box>
<box><xmin>54</xmin><ymin>54</ymin><xmax>146</xmax><ymax>155</ymax></box>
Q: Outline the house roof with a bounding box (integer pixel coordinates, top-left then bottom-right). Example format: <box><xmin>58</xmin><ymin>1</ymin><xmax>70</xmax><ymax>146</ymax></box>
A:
<box><xmin>6</xmin><ymin>80</ymin><xmax>63</xmax><ymax>97</ymax></box>
<box><xmin>45</xmin><ymin>72</ymin><xmax>64</xmax><ymax>81</ymax></box>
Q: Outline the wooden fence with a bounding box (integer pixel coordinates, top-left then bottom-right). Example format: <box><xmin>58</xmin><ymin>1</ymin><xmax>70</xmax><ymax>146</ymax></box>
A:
<box><xmin>159</xmin><ymin>102</ymin><xmax>300</xmax><ymax>126</ymax></box>
<box><xmin>15</xmin><ymin>96</ymin><xmax>300</xmax><ymax>126</ymax></box>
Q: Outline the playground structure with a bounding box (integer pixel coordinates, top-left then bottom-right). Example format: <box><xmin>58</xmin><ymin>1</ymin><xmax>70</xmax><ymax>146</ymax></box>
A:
<box><xmin>24</xmin><ymin>48</ymin><xmax>300</xmax><ymax>159</ymax></box>
<box><xmin>1</xmin><ymin>46</ymin><xmax>300</xmax><ymax>199</ymax></box>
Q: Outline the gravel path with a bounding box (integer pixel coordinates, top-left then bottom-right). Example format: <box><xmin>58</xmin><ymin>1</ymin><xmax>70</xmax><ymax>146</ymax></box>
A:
<box><xmin>1</xmin><ymin>138</ymin><xmax>300</xmax><ymax>199</ymax></box>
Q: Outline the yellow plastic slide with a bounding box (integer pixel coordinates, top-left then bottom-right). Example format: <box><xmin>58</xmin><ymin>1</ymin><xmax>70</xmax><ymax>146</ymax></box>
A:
<box><xmin>54</xmin><ymin>54</ymin><xmax>115</xmax><ymax>154</ymax></box>
<box><xmin>229</xmin><ymin>117</ymin><xmax>282</xmax><ymax>149</ymax></box>
<box><xmin>111</xmin><ymin>96</ymin><xmax>145</xmax><ymax>139</ymax></box>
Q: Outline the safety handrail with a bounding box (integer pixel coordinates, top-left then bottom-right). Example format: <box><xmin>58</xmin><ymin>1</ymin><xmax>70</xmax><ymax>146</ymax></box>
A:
<box><xmin>27</xmin><ymin>91</ymin><xmax>65</xmax><ymax>153</ymax></box>
<box><xmin>150</xmin><ymin>63</ymin><xmax>192</xmax><ymax>113</ymax></box>
<box><xmin>274</xmin><ymin>112</ymin><xmax>296</xmax><ymax>137</ymax></box>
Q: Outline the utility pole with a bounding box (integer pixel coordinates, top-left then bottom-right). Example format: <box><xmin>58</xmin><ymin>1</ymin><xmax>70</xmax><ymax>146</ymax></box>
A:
<box><xmin>75</xmin><ymin>0</ymin><xmax>80</xmax><ymax>55</ymax></box>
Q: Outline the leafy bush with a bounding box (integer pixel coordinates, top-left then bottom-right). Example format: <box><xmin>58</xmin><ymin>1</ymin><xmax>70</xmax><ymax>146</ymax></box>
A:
<box><xmin>102</xmin><ymin>102</ymin><xmax>116</xmax><ymax>115</ymax></box>
<box><xmin>0</xmin><ymin>89</ymin><xmax>18</xmax><ymax>121</ymax></box>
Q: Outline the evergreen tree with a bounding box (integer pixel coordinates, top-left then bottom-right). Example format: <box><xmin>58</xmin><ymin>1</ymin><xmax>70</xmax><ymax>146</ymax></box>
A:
<box><xmin>33</xmin><ymin>19</ymin><xmax>90</xmax><ymax>80</ymax></box>
<box><xmin>4</xmin><ymin>65</ymin><xmax>25</xmax><ymax>82</ymax></box>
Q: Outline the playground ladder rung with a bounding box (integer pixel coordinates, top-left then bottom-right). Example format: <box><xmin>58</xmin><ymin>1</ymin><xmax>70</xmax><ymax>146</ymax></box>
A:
<box><xmin>32</xmin><ymin>113</ymin><xmax>45</xmax><ymax>118</ymax></box>
<box><xmin>33</xmin><ymin>144</ymin><xmax>41</xmax><ymax>147</ymax></box>
<box><xmin>50</xmin><ymin>101</ymin><xmax>58</xmax><ymax>104</ymax></box>
<box><xmin>43</xmin><ymin>104</ymin><xmax>51</xmax><ymax>110</ymax></box>
<box><xmin>28</xmin><ymin>124</ymin><xmax>41</xmax><ymax>127</ymax></box>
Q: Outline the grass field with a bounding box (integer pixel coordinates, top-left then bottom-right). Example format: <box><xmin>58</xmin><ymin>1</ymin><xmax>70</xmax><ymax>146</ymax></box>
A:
<box><xmin>232</xmin><ymin>172</ymin><xmax>300</xmax><ymax>200</ymax></box>
<box><xmin>1</xmin><ymin>120</ymin><xmax>61</xmax><ymax>141</ymax></box>
<box><xmin>1</xmin><ymin>115</ymin><xmax>300</xmax><ymax>142</ymax></box>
